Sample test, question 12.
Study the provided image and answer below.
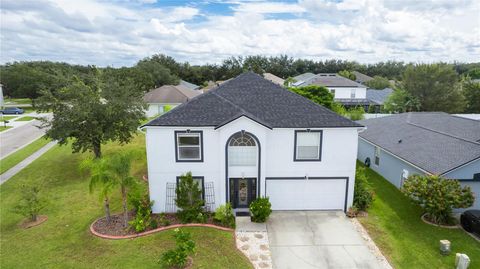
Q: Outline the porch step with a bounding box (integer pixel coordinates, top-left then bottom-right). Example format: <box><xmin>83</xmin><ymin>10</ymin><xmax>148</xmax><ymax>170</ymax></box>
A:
<box><xmin>236</xmin><ymin>211</ymin><xmax>250</xmax><ymax>217</ymax></box>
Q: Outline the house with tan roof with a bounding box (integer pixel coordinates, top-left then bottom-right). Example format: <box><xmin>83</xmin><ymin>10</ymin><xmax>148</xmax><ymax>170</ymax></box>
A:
<box><xmin>144</xmin><ymin>84</ymin><xmax>202</xmax><ymax>117</ymax></box>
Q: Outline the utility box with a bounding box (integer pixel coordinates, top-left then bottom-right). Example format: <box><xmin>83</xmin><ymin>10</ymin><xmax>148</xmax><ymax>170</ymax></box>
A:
<box><xmin>455</xmin><ymin>253</ymin><xmax>470</xmax><ymax>269</ymax></box>
<box><xmin>439</xmin><ymin>240</ymin><xmax>450</xmax><ymax>255</ymax></box>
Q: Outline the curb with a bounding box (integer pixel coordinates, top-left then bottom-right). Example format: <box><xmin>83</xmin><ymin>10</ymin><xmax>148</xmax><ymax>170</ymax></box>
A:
<box><xmin>421</xmin><ymin>214</ymin><xmax>459</xmax><ymax>229</ymax></box>
<box><xmin>90</xmin><ymin>219</ymin><xmax>234</xmax><ymax>240</ymax></box>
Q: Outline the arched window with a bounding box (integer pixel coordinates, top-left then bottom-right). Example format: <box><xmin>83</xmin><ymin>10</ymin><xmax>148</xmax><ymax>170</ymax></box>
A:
<box><xmin>228</xmin><ymin>132</ymin><xmax>257</xmax><ymax>166</ymax></box>
<box><xmin>229</xmin><ymin>133</ymin><xmax>256</xmax><ymax>147</ymax></box>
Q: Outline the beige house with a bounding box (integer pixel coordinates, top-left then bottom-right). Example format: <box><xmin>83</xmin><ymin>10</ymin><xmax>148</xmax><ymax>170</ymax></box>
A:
<box><xmin>263</xmin><ymin>73</ymin><xmax>285</xmax><ymax>86</ymax></box>
<box><xmin>144</xmin><ymin>84</ymin><xmax>201</xmax><ymax>117</ymax></box>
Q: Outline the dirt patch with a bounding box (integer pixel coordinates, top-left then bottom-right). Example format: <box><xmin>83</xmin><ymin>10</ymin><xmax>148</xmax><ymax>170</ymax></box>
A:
<box><xmin>19</xmin><ymin>215</ymin><xmax>48</xmax><ymax>229</ymax></box>
<box><xmin>92</xmin><ymin>212</ymin><xmax>230</xmax><ymax>236</ymax></box>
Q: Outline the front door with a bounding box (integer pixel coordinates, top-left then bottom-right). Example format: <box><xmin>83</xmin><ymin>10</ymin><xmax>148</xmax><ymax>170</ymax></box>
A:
<box><xmin>229</xmin><ymin>178</ymin><xmax>257</xmax><ymax>208</ymax></box>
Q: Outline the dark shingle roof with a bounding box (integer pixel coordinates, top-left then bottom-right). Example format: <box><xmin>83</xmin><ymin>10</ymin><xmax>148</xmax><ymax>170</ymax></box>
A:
<box><xmin>144</xmin><ymin>72</ymin><xmax>362</xmax><ymax>129</ymax></box>
<box><xmin>298</xmin><ymin>73</ymin><xmax>366</xmax><ymax>88</ymax></box>
<box><xmin>358</xmin><ymin>113</ymin><xmax>480</xmax><ymax>175</ymax></box>
<box><xmin>366</xmin><ymin>88</ymin><xmax>393</xmax><ymax>105</ymax></box>
<box><xmin>352</xmin><ymin>71</ymin><xmax>373</xmax><ymax>84</ymax></box>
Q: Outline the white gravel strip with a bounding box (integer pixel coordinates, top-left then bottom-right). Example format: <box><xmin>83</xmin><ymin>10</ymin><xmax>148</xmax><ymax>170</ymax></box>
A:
<box><xmin>236</xmin><ymin>231</ymin><xmax>273</xmax><ymax>269</ymax></box>
<box><xmin>350</xmin><ymin>218</ymin><xmax>394</xmax><ymax>269</ymax></box>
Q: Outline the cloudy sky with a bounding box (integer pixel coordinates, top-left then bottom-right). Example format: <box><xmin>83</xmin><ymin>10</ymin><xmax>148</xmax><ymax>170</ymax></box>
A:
<box><xmin>1</xmin><ymin>0</ymin><xmax>479</xmax><ymax>67</ymax></box>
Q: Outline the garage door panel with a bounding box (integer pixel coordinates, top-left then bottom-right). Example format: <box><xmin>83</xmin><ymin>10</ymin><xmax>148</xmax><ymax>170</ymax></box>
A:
<box><xmin>266</xmin><ymin>179</ymin><xmax>346</xmax><ymax>211</ymax></box>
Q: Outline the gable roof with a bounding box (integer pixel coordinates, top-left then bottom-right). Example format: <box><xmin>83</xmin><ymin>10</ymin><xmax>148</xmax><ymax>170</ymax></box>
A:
<box><xmin>144</xmin><ymin>72</ymin><xmax>362</xmax><ymax>129</ymax></box>
<box><xmin>352</xmin><ymin>71</ymin><xmax>373</xmax><ymax>84</ymax></box>
<box><xmin>297</xmin><ymin>73</ymin><xmax>366</xmax><ymax>88</ymax></box>
<box><xmin>366</xmin><ymin>88</ymin><xmax>394</xmax><ymax>105</ymax></box>
<box><xmin>143</xmin><ymin>84</ymin><xmax>201</xmax><ymax>104</ymax></box>
<box><xmin>358</xmin><ymin>112</ymin><xmax>480</xmax><ymax>175</ymax></box>
<box><xmin>179</xmin><ymin>79</ymin><xmax>200</xmax><ymax>91</ymax></box>
<box><xmin>263</xmin><ymin>73</ymin><xmax>285</xmax><ymax>86</ymax></box>
<box><xmin>293</xmin><ymin>72</ymin><xmax>316</xmax><ymax>82</ymax></box>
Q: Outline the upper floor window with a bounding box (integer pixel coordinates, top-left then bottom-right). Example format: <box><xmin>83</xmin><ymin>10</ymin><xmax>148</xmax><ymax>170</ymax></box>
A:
<box><xmin>228</xmin><ymin>132</ymin><xmax>257</xmax><ymax>166</ymax></box>
<box><xmin>175</xmin><ymin>131</ymin><xmax>203</xmax><ymax>162</ymax></box>
<box><xmin>374</xmin><ymin>146</ymin><xmax>380</xmax><ymax>166</ymax></box>
<box><xmin>294</xmin><ymin>130</ymin><xmax>322</xmax><ymax>161</ymax></box>
<box><xmin>350</xmin><ymin>89</ymin><xmax>356</xmax><ymax>98</ymax></box>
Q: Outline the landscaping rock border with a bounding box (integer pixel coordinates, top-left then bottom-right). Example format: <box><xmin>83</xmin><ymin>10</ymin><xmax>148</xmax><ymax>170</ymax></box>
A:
<box><xmin>19</xmin><ymin>215</ymin><xmax>48</xmax><ymax>229</ymax></box>
<box><xmin>421</xmin><ymin>214</ymin><xmax>459</xmax><ymax>229</ymax></box>
<box><xmin>90</xmin><ymin>217</ymin><xmax>233</xmax><ymax>240</ymax></box>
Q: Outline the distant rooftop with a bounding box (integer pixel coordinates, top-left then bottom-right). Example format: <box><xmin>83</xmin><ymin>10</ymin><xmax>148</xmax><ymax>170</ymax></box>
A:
<box><xmin>359</xmin><ymin>112</ymin><xmax>480</xmax><ymax>175</ymax></box>
<box><xmin>143</xmin><ymin>84</ymin><xmax>201</xmax><ymax>104</ymax></box>
<box><xmin>295</xmin><ymin>73</ymin><xmax>366</xmax><ymax>88</ymax></box>
<box><xmin>366</xmin><ymin>88</ymin><xmax>394</xmax><ymax>105</ymax></box>
<box><xmin>352</xmin><ymin>71</ymin><xmax>373</xmax><ymax>84</ymax></box>
<box><xmin>179</xmin><ymin>79</ymin><xmax>200</xmax><ymax>91</ymax></box>
<box><xmin>263</xmin><ymin>73</ymin><xmax>284</xmax><ymax>86</ymax></box>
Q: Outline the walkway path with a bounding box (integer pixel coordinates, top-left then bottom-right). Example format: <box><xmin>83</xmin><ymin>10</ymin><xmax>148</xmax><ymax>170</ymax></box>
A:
<box><xmin>235</xmin><ymin>216</ymin><xmax>273</xmax><ymax>269</ymax></box>
<box><xmin>0</xmin><ymin>141</ymin><xmax>57</xmax><ymax>185</ymax></box>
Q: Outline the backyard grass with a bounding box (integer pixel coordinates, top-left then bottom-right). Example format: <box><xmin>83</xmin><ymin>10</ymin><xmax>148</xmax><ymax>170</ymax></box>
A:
<box><xmin>15</xmin><ymin>116</ymin><xmax>36</xmax><ymax>121</ymax></box>
<box><xmin>0</xmin><ymin>137</ymin><xmax>51</xmax><ymax>174</ymax></box>
<box><xmin>358</xmin><ymin>163</ymin><xmax>480</xmax><ymax>269</ymax></box>
<box><xmin>0</xmin><ymin>134</ymin><xmax>252</xmax><ymax>269</ymax></box>
<box><xmin>3</xmin><ymin>98</ymin><xmax>32</xmax><ymax>105</ymax></box>
<box><xmin>0</xmin><ymin>126</ymin><xmax>12</xmax><ymax>132</ymax></box>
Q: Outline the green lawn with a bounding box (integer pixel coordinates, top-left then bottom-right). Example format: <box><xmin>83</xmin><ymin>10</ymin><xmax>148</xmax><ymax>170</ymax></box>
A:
<box><xmin>0</xmin><ymin>137</ymin><xmax>51</xmax><ymax>174</ymax></box>
<box><xmin>1</xmin><ymin>116</ymin><xmax>18</xmax><ymax>121</ymax></box>
<box><xmin>4</xmin><ymin>98</ymin><xmax>32</xmax><ymax>105</ymax></box>
<box><xmin>0</xmin><ymin>135</ymin><xmax>252</xmax><ymax>269</ymax></box>
<box><xmin>0</xmin><ymin>126</ymin><xmax>12</xmax><ymax>132</ymax></box>
<box><xmin>15</xmin><ymin>116</ymin><xmax>36</xmax><ymax>121</ymax></box>
<box><xmin>358</xmin><ymin>163</ymin><xmax>480</xmax><ymax>268</ymax></box>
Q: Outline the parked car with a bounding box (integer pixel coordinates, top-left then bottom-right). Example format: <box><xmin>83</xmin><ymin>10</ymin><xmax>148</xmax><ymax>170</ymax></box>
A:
<box><xmin>0</xmin><ymin>107</ymin><xmax>24</xmax><ymax>115</ymax></box>
<box><xmin>461</xmin><ymin>210</ymin><xmax>480</xmax><ymax>236</ymax></box>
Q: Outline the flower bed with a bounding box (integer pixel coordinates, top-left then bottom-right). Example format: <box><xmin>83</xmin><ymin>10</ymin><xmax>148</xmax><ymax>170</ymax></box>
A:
<box><xmin>421</xmin><ymin>213</ymin><xmax>459</xmax><ymax>229</ymax></box>
<box><xmin>90</xmin><ymin>212</ymin><xmax>233</xmax><ymax>239</ymax></box>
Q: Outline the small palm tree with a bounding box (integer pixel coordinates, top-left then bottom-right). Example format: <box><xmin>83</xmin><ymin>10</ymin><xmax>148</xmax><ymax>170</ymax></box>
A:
<box><xmin>81</xmin><ymin>151</ymin><xmax>139</xmax><ymax>227</ymax></box>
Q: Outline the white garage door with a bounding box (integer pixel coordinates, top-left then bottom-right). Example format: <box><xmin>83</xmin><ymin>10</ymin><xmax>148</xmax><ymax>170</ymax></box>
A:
<box><xmin>266</xmin><ymin>178</ymin><xmax>347</xmax><ymax>211</ymax></box>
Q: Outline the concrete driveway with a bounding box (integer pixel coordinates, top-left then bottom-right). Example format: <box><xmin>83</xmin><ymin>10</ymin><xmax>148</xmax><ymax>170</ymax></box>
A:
<box><xmin>267</xmin><ymin>211</ymin><xmax>383</xmax><ymax>269</ymax></box>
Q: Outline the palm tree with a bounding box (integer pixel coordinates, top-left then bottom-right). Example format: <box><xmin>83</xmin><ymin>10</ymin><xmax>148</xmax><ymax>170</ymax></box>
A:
<box><xmin>81</xmin><ymin>157</ymin><xmax>114</xmax><ymax>223</ymax></box>
<box><xmin>81</xmin><ymin>151</ymin><xmax>139</xmax><ymax>227</ymax></box>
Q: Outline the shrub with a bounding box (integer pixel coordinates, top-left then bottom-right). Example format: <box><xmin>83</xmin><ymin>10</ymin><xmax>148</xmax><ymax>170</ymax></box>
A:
<box><xmin>128</xmin><ymin>194</ymin><xmax>154</xmax><ymax>232</ymax></box>
<box><xmin>288</xmin><ymin>85</ymin><xmax>334</xmax><ymax>109</ymax></box>
<box><xmin>249</xmin><ymin>197</ymin><xmax>272</xmax><ymax>223</ymax></box>
<box><xmin>214</xmin><ymin>203</ymin><xmax>235</xmax><ymax>228</ymax></box>
<box><xmin>348</xmin><ymin>106</ymin><xmax>365</xmax><ymax>120</ymax></box>
<box><xmin>353</xmin><ymin>167</ymin><xmax>374</xmax><ymax>211</ymax></box>
<box><xmin>175</xmin><ymin>172</ymin><xmax>204</xmax><ymax>223</ymax></box>
<box><xmin>338</xmin><ymin>70</ymin><xmax>356</xmax><ymax>80</ymax></box>
<box><xmin>364</xmin><ymin>76</ymin><xmax>391</xmax><ymax>89</ymax></box>
<box><xmin>159</xmin><ymin>213</ymin><xmax>171</xmax><ymax>226</ymax></box>
<box><xmin>332</xmin><ymin>102</ymin><xmax>347</xmax><ymax>116</ymax></box>
<box><xmin>159</xmin><ymin>229</ymin><xmax>196</xmax><ymax>268</ymax></box>
<box><xmin>13</xmin><ymin>184</ymin><xmax>47</xmax><ymax>222</ymax></box>
<box><xmin>402</xmin><ymin>175</ymin><xmax>474</xmax><ymax>225</ymax></box>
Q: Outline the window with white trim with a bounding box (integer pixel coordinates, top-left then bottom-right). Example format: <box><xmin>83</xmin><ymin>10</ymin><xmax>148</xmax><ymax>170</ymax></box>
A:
<box><xmin>175</xmin><ymin>131</ymin><xmax>203</xmax><ymax>162</ymax></box>
<box><xmin>350</xmin><ymin>89</ymin><xmax>356</xmax><ymax>98</ymax></box>
<box><xmin>295</xmin><ymin>131</ymin><xmax>322</xmax><ymax>161</ymax></box>
<box><xmin>176</xmin><ymin>176</ymin><xmax>205</xmax><ymax>199</ymax></box>
<box><xmin>374</xmin><ymin>146</ymin><xmax>380</xmax><ymax>166</ymax></box>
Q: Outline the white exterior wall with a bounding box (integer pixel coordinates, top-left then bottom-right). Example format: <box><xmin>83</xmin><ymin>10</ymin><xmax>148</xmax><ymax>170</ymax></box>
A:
<box><xmin>328</xmin><ymin>87</ymin><xmax>366</xmax><ymax>99</ymax></box>
<box><xmin>145</xmin><ymin>116</ymin><xmax>359</xmax><ymax>213</ymax></box>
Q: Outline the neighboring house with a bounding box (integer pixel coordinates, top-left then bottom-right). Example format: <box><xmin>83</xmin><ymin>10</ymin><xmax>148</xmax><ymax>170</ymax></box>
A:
<box><xmin>357</xmin><ymin>112</ymin><xmax>480</xmax><ymax>210</ymax></box>
<box><xmin>142</xmin><ymin>72</ymin><xmax>363</xmax><ymax>214</ymax></box>
<box><xmin>143</xmin><ymin>84</ymin><xmax>202</xmax><ymax>117</ymax></box>
<box><xmin>263</xmin><ymin>73</ymin><xmax>284</xmax><ymax>86</ymax></box>
<box><xmin>179</xmin><ymin>79</ymin><xmax>201</xmax><ymax>91</ymax></box>
<box><xmin>294</xmin><ymin>73</ymin><xmax>372</xmax><ymax>109</ymax></box>
<box><xmin>352</xmin><ymin>71</ymin><xmax>373</xmax><ymax>84</ymax></box>
<box><xmin>202</xmin><ymin>80</ymin><xmax>229</xmax><ymax>92</ymax></box>
<box><xmin>366</xmin><ymin>88</ymin><xmax>394</xmax><ymax>112</ymax></box>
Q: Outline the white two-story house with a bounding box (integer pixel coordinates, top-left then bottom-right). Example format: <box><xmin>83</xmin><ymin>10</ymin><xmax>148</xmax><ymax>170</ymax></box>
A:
<box><xmin>142</xmin><ymin>72</ymin><xmax>363</xmax><ymax>214</ymax></box>
<box><xmin>293</xmin><ymin>73</ymin><xmax>372</xmax><ymax>109</ymax></box>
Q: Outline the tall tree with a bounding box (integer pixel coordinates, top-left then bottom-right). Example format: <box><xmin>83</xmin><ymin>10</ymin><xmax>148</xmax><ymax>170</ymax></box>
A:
<box><xmin>462</xmin><ymin>79</ymin><xmax>480</xmax><ymax>113</ymax></box>
<box><xmin>37</xmin><ymin>72</ymin><xmax>145</xmax><ymax>158</ymax></box>
<box><xmin>364</xmin><ymin>76</ymin><xmax>391</xmax><ymax>89</ymax></box>
<box><xmin>401</xmin><ymin>64</ymin><xmax>465</xmax><ymax>113</ymax></box>
<box><xmin>383</xmin><ymin>88</ymin><xmax>420</xmax><ymax>113</ymax></box>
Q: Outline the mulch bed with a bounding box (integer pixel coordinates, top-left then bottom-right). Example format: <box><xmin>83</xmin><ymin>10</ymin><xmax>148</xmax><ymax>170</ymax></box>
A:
<box><xmin>421</xmin><ymin>213</ymin><xmax>458</xmax><ymax>229</ymax></box>
<box><xmin>19</xmin><ymin>215</ymin><xmax>48</xmax><ymax>229</ymax></box>
<box><xmin>92</xmin><ymin>211</ymin><xmax>227</xmax><ymax>236</ymax></box>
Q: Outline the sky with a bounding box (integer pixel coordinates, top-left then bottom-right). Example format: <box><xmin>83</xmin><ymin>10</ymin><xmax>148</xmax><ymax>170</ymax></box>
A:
<box><xmin>1</xmin><ymin>0</ymin><xmax>479</xmax><ymax>67</ymax></box>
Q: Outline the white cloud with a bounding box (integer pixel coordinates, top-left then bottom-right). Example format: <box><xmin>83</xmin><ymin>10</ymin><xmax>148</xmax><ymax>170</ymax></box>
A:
<box><xmin>0</xmin><ymin>0</ymin><xmax>478</xmax><ymax>66</ymax></box>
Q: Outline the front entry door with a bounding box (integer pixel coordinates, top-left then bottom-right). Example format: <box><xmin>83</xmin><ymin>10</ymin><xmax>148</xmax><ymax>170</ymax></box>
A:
<box><xmin>229</xmin><ymin>178</ymin><xmax>257</xmax><ymax>208</ymax></box>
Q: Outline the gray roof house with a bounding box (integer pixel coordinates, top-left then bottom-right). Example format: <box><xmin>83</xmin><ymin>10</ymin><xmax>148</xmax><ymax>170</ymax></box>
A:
<box><xmin>366</xmin><ymin>88</ymin><xmax>393</xmax><ymax>105</ymax></box>
<box><xmin>179</xmin><ymin>80</ymin><xmax>201</xmax><ymax>91</ymax></box>
<box><xmin>357</xmin><ymin>112</ymin><xmax>480</xmax><ymax>210</ymax></box>
<box><xmin>293</xmin><ymin>73</ymin><xmax>372</xmax><ymax>108</ymax></box>
<box><xmin>352</xmin><ymin>71</ymin><xmax>373</xmax><ymax>84</ymax></box>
